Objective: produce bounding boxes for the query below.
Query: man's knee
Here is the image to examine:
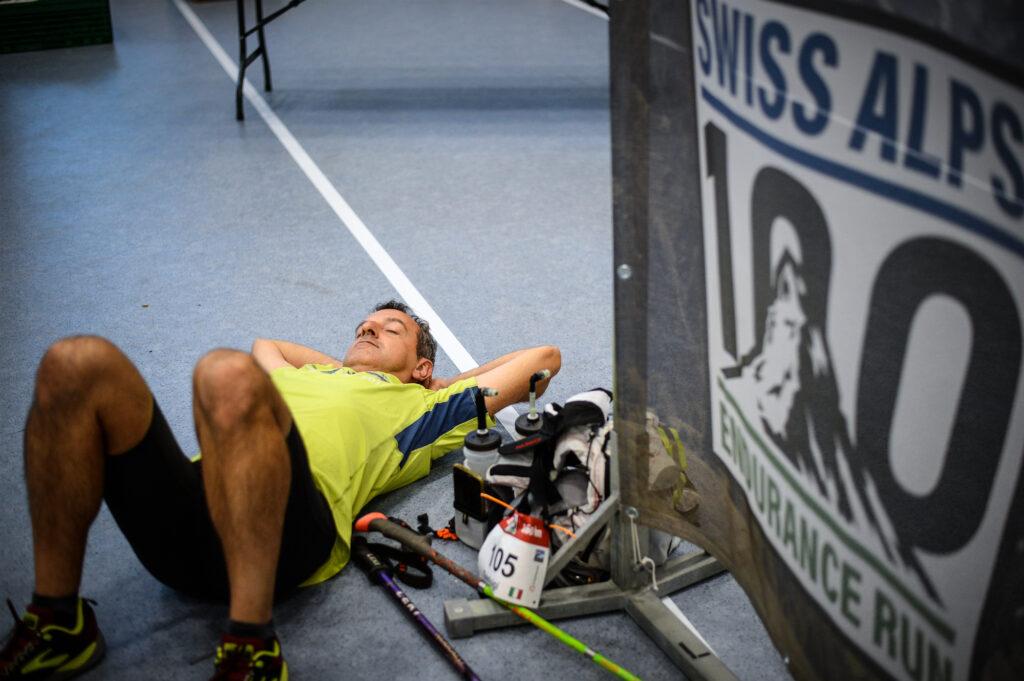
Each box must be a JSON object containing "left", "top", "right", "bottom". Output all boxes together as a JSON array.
[
  {"left": 193, "top": 349, "right": 269, "bottom": 431},
  {"left": 35, "top": 336, "right": 125, "bottom": 408}
]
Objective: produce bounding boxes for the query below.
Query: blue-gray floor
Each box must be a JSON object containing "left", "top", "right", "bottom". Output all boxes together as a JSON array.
[{"left": 0, "top": 1, "right": 792, "bottom": 679}]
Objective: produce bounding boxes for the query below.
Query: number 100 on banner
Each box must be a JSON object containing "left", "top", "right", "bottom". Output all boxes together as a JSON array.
[{"left": 692, "top": 1, "right": 1024, "bottom": 680}]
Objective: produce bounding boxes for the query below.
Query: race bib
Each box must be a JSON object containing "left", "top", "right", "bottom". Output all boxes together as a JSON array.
[{"left": 477, "top": 511, "right": 550, "bottom": 608}]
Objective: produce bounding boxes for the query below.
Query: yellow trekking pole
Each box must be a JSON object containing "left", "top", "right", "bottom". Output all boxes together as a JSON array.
[{"left": 355, "top": 512, "right": 642, "bottom": 681}]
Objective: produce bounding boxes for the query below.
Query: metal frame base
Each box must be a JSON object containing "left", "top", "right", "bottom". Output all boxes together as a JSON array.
[{"left": 444, "top": 512, "right": 738, "bottom": 681}]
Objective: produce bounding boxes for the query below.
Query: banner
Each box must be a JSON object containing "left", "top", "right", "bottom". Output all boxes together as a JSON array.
[{"left": 690, "top": 2, "right": 1024, "bottom": 680}]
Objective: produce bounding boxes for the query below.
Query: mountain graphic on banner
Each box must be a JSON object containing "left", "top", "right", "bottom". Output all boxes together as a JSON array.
[{"left": 728, "top": 249, "right": 940, "bottom": 605}]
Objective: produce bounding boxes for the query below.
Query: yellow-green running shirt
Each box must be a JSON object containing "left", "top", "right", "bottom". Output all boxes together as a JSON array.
[{"left": 269, "top": 364, "right": 481, "bottom": 586}]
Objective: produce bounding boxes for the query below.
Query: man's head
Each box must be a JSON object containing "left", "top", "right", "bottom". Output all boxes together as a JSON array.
[{"left": 342, "top": 300, "right": 438, "bottom": 385}]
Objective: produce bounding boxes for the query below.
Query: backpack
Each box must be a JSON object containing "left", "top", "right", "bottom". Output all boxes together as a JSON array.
[{"left": 484, "top": 389, "right": 688, "bottom": 586}]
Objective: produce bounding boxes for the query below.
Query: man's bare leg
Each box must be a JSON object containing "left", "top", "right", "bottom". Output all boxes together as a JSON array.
[
  {"left": 192, "top": 349, "right": 292, "bottom": 626},
  {"left": 24, "top": 336, "right": 154, "bottom": 598}
]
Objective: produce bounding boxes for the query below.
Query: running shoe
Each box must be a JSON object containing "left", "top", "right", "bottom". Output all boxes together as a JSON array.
[
  {"left": 210, "top": 634, "right": 288, "bottom": 681},
  {"left": 0, "top": 598, "right": 105, "bottom": 679}
]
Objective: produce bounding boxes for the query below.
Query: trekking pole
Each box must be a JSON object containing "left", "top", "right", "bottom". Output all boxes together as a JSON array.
[
  {"left": 355, "top": 513, "right": 642, "bottom": 681},
  {"left": 351, "top": 537, "right": 482, "bottom": 681}
]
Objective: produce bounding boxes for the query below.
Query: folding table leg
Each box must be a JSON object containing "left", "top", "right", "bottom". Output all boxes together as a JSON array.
[
  {"left": 255, "top": 0, "right": 272, "bottom": 92},
  {"left": 235, "top": 0, "right": 247, "bottom": 120}
]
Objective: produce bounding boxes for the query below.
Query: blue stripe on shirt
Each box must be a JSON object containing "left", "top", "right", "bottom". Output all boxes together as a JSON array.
[{"left": 394, "top": 389, "right": 476, "bottom": 467}]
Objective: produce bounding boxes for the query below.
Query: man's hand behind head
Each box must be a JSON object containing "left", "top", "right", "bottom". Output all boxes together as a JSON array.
[{"left": 425, "top": 376, "right": 450, "bottom": 391}]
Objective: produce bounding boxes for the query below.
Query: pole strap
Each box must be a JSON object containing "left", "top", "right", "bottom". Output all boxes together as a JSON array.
[{"left": 352, "top": 535, "right": 433, "bottom": 589}]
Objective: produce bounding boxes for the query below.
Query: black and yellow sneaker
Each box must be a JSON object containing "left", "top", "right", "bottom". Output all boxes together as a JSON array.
[
  {"left": 210, "top": 634, "right": 288, "bottom": 681},
  {"left": 0, "top": 598, "right": 105, "bottom": 679}
]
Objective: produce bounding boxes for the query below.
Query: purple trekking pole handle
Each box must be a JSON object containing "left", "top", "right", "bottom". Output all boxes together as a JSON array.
[
  {"left": 352, "top": 537, "right": 481, "bottom": 681},
  {"left": 376, "top": 571, "right": 481, "bottom": 681}
]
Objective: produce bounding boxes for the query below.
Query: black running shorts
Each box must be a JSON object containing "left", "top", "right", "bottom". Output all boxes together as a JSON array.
[{"left": 103, "top": 402, "right": 337, "bottom": 601}]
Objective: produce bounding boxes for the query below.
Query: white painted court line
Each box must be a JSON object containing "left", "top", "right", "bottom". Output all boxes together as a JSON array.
[
  {"left": 172, "top": 0, "right": 518, "bottom": 433},
  {"left": 558, "top": 0, "right": 609, "bottom": 21},
  {"left": 661, "top": 597, "right": 717, "bottom": 656},
  {"left": 557, "top": 2, "right": 682, "bottom": 57}
]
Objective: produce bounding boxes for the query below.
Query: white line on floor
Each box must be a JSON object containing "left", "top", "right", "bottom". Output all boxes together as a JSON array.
[
  {"left": 557, "top": 0, "right": 683, "bottom": 57},
  {"left": 661, "top": 596, "right": 717, "bottom": 656},
  {"left": 172, "top": 0, "right": 518, "bottom": 433},
  {"left": 557, "top": 0, "right": 609, "bottom": 21}
]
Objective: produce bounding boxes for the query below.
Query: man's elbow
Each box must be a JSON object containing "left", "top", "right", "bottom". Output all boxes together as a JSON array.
[
  {"left": 251, "top": 338, "right": 269, "bottom": 354},
  {"left": 542, "top": 345, "right": 562, "bottom": 376}
]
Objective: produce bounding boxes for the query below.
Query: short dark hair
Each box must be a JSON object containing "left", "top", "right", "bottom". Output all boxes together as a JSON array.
[{"left": 373, "top": 300, "right": 437, "bottom": 363}]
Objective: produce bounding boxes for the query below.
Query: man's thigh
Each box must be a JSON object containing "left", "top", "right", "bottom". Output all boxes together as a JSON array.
[
  {"left": 102, "top": 401, "right": 336, "bottom": 601},
  {"left": 275, "top": 425, "right": 337, "bottom": 595},
  {"left": 103, "top": 401, "right": 227, "bottom": 599}
]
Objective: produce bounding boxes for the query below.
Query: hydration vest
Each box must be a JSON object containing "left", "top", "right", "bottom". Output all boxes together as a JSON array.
[{"left": 484, "top": 388, "right": 686, "bottom": 586}]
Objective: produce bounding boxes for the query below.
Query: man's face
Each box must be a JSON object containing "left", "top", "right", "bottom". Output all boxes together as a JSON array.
[{"left": 342, "top": 308, "right": 432, "bottom": 384}]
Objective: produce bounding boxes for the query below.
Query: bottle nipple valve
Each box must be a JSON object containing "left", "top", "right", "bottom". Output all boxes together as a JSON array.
[
  {"left": 475, "top": 387, "right": 498, "bottom": 435},
  {"left": 515, "top": 369, "right": 551, "bottom": 436},
  {"left": 463, "top": 386, "right": 501, "bottom": 476}
]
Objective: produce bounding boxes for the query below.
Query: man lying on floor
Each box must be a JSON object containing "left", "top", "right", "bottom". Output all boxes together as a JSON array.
[{"left": 0, "top": 300, "right": 560, "bottom": 680}]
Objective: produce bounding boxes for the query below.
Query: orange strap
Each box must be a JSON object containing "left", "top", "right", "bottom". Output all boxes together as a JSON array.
[{"left": 479, "top": 493, "right": 577, "bottom": 539}]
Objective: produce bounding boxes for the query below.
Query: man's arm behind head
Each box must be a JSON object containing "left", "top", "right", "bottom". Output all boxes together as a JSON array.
[
  {"left": 251, "top": 339, "right": 343, "bottom": 373},
  {"left": 446, "top": 345, "right": 561, "bottom": 415}
]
